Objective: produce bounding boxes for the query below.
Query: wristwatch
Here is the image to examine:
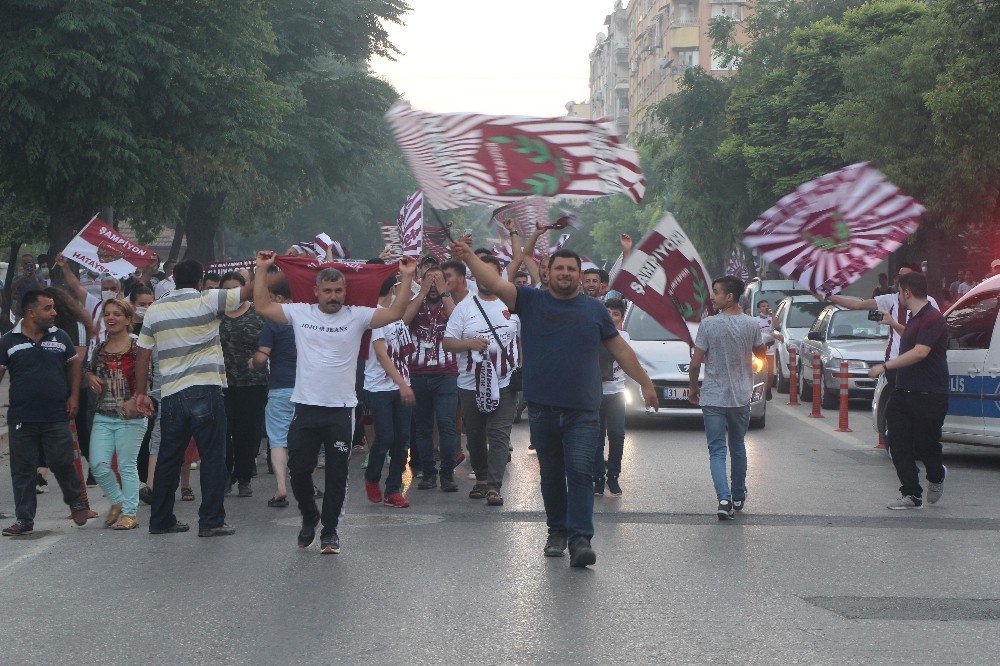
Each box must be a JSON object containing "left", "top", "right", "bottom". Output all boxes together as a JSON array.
[{"left": 509, "top": 230, "right": 519, "bottom": 235}]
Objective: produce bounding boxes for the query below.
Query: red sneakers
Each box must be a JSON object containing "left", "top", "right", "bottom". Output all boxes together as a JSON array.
[
  {"left": 383, "top": 492, "right": 410, "bottom": 508},
  {"left": 365, "top": 480, "right": 383, "bottom": 504}
]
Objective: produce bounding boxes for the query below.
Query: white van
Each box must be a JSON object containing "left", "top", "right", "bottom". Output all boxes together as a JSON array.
[{"left": 872, "top": 274, "right": 1000, "bottom": 447}]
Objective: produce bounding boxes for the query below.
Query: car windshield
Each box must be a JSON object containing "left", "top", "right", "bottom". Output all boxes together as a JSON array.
[
  {"left": 828, "top": 310, "right": 888, "bottom": 339},
  {"left": 625, "top": 307, "right": 681, "bottom": 341},
  {"left": 787, "top": 301, "right": 826, "bottom": 328}
]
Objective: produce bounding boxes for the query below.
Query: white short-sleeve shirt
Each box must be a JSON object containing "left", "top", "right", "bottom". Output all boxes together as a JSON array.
[
  {"left": 280, "top": 303, "right": 376, "bottom": 407},
  {"left": 445, "top": 296, "right": 520, "bottom": 391},
  {"left": 364, "top": 315, "right": 414, "bottom": 393},
  {"left": 874, "top": 293, "right": 939, "bottom": 360}
]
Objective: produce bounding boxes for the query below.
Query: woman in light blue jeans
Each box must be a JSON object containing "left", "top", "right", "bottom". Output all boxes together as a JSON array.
[{"left": 85, "top": 298, "right": 151, "bottom": 529}]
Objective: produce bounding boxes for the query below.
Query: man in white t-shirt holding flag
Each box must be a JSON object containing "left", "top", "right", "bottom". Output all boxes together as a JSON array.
[
  {"left": 253, "top": 251, "right": 416, "bottom": 555},
  {"left": 443, "top": 254, "right": 521, "bottom": 507}
]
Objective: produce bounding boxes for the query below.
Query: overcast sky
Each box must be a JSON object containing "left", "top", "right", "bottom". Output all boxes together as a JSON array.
[{"left": 371, "top": 0, "right": 618, "bottom": 116}]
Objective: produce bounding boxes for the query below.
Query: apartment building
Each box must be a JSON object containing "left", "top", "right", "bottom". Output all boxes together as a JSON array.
[
  {"left": 590, "top": 0, "right": 749, "bottom": 136},
  {"left": 588, "top": 1, "right": 631, "bottom": 138}
]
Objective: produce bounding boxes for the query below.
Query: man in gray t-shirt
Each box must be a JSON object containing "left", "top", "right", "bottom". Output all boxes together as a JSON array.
[{"left": 689, "top": 276, "right": 766, "bottom": 520}]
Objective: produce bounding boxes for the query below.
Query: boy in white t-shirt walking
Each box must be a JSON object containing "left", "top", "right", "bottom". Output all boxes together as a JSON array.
[
  {"left": 363, "top": 277, "right": 417, "bottom": 509},
  {"left": 594, "top": 298, "right": 631, "bottom": 497}
]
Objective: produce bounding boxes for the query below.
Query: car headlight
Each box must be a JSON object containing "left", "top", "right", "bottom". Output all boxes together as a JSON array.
[
  {"left": 752, "top": 356, "right": 765, "bottom": 373},
  {"left": 845, "top": 360, "right": 868, "bottom": 371},
  {"left": 624, "top": 388, "right": 633, "bottom": 405}
]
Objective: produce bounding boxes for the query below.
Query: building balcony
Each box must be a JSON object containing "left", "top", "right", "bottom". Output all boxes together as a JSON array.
[{"left": 669, "top": 25, "right": 700, "bottom": 49}]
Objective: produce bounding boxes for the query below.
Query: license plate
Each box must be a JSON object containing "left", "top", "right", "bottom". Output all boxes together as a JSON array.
[{"left": 664, "top": 387, "right": 689, "bottom": 401}]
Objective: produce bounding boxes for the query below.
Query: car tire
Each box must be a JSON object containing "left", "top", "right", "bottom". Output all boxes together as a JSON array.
[
  {"left": 749, "top": 414, "right": 766, "bottom": 429},
  {"left": 776, "top": 358, "right": 790, "bottom": 394},
  {"left": 821, "top": 379, "right": 839, "bottom": 410}
]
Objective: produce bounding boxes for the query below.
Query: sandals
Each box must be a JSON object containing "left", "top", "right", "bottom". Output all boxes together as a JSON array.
[
  {"left": 486, "top": 490, "right": 504, "bottom": 506},
  {"left": 468, "top": 484, "right": 488, "bottom": 500},
  {"left": 104, "top": 503, "right": 123, "bottom": 527},
  {"left": 268, "top": 496, "right": 289, "bottom": 508},
  {"left": 180, "top": 487, "right": 195, "bottom": 501},
  {"left": 113, "top": 515, "right": 139, "bottom": 530}
]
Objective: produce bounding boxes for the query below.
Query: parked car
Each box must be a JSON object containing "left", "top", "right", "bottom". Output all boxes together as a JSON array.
[
  {"left": 740, "top": 278, "right": 809, "bottom": 316},
  {"left": 622, "top": 304, "right": 767, "bottom": 428},
  {"left": 799, "top": 306, "right": 888, "bottom": 409},
  {"left": 771, "top": 295, "right": 826, "bottom": 394},
  {"left": 873, "top": 275, "right": 1000, "bottom": 447}
]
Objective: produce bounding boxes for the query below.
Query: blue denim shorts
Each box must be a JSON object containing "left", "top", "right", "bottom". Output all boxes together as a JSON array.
[{"left": 265, "top": 388, "right": 294, "bottom": 448}]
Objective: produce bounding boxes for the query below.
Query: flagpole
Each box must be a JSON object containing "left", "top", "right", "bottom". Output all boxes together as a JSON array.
[{"left": 429, "top": 207, "right": 456, "bottom": 243}]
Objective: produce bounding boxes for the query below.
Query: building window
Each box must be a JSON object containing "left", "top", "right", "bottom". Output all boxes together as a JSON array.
[
  {"left": 711, "top": 3, "right": 744, "bottom": 20},
  {"left": 711, "top": 52, "right": 737, "bottom": 71}
]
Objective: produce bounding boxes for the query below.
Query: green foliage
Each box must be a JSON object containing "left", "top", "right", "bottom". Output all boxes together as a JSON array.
[{"left": 635, "top": 0, "right": 997, "bottom": 276}]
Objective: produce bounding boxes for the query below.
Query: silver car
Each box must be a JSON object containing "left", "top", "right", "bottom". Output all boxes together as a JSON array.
[
  {"left": 772, "top": 295, "right": 826, "bottom": 394},
  {"left": 622, "top": 305, "right": 767, "bottom": 428},
  {"left": 799, "top": 306, "right": 889, "bottom": 409}
]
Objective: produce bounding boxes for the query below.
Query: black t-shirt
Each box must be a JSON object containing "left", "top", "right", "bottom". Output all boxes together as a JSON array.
[
  {"left": 896, "top": 303, "right": 949, "bottom": 394},
  {"left": 0, "top": 325, "right": 78, "bottom": 422}
]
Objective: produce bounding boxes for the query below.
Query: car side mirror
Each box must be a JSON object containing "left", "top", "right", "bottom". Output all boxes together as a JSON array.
[{"left": 807, "top": 331, "right": 825, "bottom": 342}]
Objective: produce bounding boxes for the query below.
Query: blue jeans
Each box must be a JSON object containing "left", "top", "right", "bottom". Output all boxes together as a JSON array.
[
  {"left": 90, "top": 413, "right": 147, "bottom": 516},
  {"left": 594, "top": 392, "right": 626, "bottom": 479},
  {"left": 702, "top": 405, "right": 750, "bottom": 502},
  {"left": 411, "top": 375, "right": 458, "bottom": 478},
  {"left": 528, "top": 404, "right": 600, "bottom": 547},
  {"left": 364, "top": 389, "right": 413, "bottom": 494},
  {"left": 152, "top": 385, "right": 228, "bottom": 530}
]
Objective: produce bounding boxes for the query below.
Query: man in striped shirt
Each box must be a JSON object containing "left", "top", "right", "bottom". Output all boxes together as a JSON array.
[{"left": 135, "top": 260, "right": 254, "bottom": 537}]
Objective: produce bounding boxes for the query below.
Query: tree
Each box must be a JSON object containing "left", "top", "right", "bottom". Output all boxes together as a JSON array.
[
  {"left": 180, "top": 0, "right": 408, "bottom": 261},
  {"left": 0, "top": 1, "right": 285, "bottom": 255}
]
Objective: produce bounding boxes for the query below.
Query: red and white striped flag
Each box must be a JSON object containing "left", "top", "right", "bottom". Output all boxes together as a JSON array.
[
  {"left": 491, "top": 198, "right": 551, "bottom": 260},
  {"left": 423, "top": 226, "right": 451, "bottom": 262},
  {"left": 380, "top": 223, "right": 402, "bottom": 258},
  {"left": 386, "top": 102, "right": 645, "bottom": 209},
  {"left": 312, "top": 233, "right": 349, "bottom": 259},
  {"left": 397, "top": 190, "right": 424, "bottom": 257},
  {"left": 492, "top": 243, "right": 514, "bottom": 265}
]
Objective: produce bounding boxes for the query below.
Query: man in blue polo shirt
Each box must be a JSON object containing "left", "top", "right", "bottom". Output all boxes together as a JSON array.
[
  {"left": 869, "top": 272, "right": 950, "bottom": 509},
  {"left": 451, "top": 241, "right": 658, "bottom": 568},
  {"left": 0, "top": 290, "right": 91, "bottom": 536}
]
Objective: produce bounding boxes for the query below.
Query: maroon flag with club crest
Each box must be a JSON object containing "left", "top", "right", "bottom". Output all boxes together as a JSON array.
[
  {"left": 742, "top": 163, "right": 924, "bottom": 298},
  {"left": 61, "top": 215, "right": 158, "bottom": 278},
  {"left": 610, "top": 214, "right": 712, "bottom": 347},
  {"left": 386, "top": 102, "right": 645, "bottom": 209}
]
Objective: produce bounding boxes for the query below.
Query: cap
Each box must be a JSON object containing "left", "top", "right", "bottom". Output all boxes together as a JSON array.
[{"left": 991, "top": 259, "right": 1000, "bottom": 270}]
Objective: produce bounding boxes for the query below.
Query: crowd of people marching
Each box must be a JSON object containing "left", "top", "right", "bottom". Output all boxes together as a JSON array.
[{"left": 0, "top": 218, "right": 953, "bottom": 566}]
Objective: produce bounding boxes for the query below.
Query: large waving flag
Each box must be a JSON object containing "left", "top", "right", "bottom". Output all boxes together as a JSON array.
[
  {"left": 610, "top": 214, "right": 712, "bottom": 347},
  {"left": 386, "top": 102, "right": 645, "bottom": 209},
  {"left": 742, "top": 163, "right": 923, "bottom": 298},
  {"left": 491, "top": 198, "right": 552, "bottom": 259}
]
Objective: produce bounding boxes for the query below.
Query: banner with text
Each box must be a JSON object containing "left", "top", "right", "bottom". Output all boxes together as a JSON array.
[{"left": 62, "top": 215, "right": 158, "bottom": 279}]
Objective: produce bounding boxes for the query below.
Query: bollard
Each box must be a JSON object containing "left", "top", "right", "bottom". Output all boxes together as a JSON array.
[
  {"left": 787, "top": 348, "right": 800, "bottom": 406},
  {"left": 808, "top": 352, "right": 824, "bottom": 418},
  {"left": 875, "top": 433, "right": 887, "bottom": 450},
  {"left": 67, "top": 421, "right": 97, "bottom": 521},
  {"left": 836, "top": 360, "right": 852, "bottom": 432}
]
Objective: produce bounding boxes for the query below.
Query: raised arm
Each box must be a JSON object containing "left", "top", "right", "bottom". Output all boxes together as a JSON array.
[
  {"left": 403, "top": 277, "right": 430, "bottom": 325},
  {"left": 55, "top": 253, "right": 88, "bottom": 304},
  {"left": 371, "top": 258, "right": 416, "bottom": 329},
  {"left": 252, "top": 252, "right": 288, "bottom": 324},
  {"left": 828, "top": 294, "right": 877, "bottom": 311},
  {"left": 450, "top": 240, "right": 517, "bottom": 310},
  {"left": 604, "top": 334, "right": 658, "bottom": 411},
  {"left": 500, "top": 218, "right": 524, "bottom": 282}
]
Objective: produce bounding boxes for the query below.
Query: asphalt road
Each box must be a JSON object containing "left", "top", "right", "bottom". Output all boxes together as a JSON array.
[{"left": 1, "top": 399, "right": 998, "bottom": 665}]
